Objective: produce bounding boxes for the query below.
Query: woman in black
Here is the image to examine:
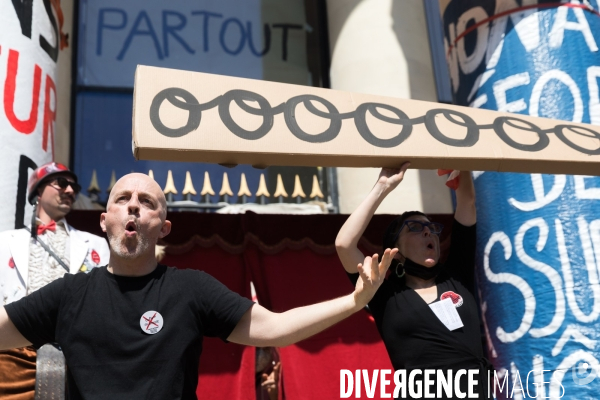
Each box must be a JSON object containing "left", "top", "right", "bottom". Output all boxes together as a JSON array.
[{"left": 336, "top": 163, "right": 491, "bottom": 399}]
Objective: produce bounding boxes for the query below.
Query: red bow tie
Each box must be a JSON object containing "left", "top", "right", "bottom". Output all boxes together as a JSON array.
[{"left": 37, "top": 220, "right": 56, "bottom": 235}]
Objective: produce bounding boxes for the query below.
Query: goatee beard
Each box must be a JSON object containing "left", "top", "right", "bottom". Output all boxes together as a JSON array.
[{"left": 108, "top": 233, "right": 150, "bottom": 259}]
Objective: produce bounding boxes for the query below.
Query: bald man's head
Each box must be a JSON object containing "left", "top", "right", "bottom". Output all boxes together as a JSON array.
[
  {"left": 101, "top": 173, "right": 171, "bottom": 261},
  {"left": 107, "top": 173, "right": 167, "bottom": 220}
]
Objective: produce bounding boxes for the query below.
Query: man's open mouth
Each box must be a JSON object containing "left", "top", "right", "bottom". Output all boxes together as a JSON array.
[{"left": 126, "top": 221, "right": 137, "bottom": 233}]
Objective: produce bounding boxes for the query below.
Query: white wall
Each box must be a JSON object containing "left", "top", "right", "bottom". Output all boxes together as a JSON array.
[{"left": 326, "top": 0, "right": 452, "bottom": 214}]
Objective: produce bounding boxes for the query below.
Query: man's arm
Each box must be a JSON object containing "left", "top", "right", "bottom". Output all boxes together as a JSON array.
[
  {"left": 0, "top": 307, "right": 31, "bottom": 350},
  {"left": 227, "top": 248, "right": 397, "bottom": 347}
]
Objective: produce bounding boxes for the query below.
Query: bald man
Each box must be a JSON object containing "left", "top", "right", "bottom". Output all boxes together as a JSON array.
[{"left": 0, "top": 173, "right": 397, "bottom": 399}]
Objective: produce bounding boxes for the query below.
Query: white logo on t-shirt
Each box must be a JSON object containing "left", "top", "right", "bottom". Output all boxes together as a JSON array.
[{"left": 140, "top": 311, "right": 164, "bottom": 335}]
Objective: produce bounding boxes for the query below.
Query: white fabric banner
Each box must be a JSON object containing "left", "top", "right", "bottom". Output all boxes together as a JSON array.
[{"left": 0, "top": 0, "right": 64, "bottom": 231}]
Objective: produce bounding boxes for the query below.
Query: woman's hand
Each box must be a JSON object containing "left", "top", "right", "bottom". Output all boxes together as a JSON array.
[
  {"left": 354, "top": 248, "right": 398, "bottom": 307},
  {"left": 377, "top": 162, "right": 410, "bottom": 192}
]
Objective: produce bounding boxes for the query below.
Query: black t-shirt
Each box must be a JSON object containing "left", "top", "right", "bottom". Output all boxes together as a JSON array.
[
  {"left": 5, "top": 265, "right": 254, "bottom": 400},
  {"left": 349, "top": 220, "right": 490, "bottom": 399}
]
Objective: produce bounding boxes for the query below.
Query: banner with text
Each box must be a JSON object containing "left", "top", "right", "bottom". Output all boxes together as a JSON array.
[
  {"left": 441, "top": 1, "right": 600, "bottom": 398},
  {"left": 78, "top": 0, "right": 310, "bottom": 88},
  {"left": 0, "top": 0, "right": 66, "bottom": 231}
]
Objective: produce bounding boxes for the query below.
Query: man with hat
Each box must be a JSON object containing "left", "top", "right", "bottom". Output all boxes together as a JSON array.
[{"left": 0, "top": 162, "right": 110, "bottom": 399}]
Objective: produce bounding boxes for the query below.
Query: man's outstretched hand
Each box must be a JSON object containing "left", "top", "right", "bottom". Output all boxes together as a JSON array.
[
  {"left": 227, "top": 248, "right": 398, "bottom": 348},
  {"left": 354, "top": 248, "right": 398, "bottom": 307}
]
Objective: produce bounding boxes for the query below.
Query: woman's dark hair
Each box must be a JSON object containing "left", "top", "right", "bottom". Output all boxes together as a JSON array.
[{"left": 382, "top": 211, "right": 428, "bottom": 274}]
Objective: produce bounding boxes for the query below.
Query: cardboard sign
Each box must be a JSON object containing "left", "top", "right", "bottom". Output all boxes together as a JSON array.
[{"left": 132, "top": 65, "right": 600, "bottom": 175}]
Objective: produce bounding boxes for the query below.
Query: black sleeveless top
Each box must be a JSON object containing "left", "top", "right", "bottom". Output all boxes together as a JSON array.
[{"left": 348, "top": 220, "right": 492, "bottom": 399}]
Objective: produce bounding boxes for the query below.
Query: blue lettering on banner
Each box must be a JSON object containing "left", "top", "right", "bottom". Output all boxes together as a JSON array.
[
  {"left": 80, "top": 0, "right": 309, "bottom": 87},
  {"left": 247, "top": 21, "right": 270, "bottom": 56},
  {"left": 190, "top": 10, "right": 223, "bottom": 52},
  {"left": 162, "top": 10, "right": 195, "bottom": 57},
  {"left": 96, "top": 8, "right": 127, "bottom": 56},
  {"left": 101, "top": 9, "right": 297, "bottom": 60},
  {"left": 117, "top": 10, "right": 163, "bottom": 60},
  {"left": 219, "top": 18, "right": 246, "bottom": 55},
  {"left": 442, "top": 1, "right": 600, "bottom": 398}
]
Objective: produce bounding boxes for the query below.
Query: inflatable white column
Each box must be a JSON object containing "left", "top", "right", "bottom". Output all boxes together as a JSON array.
[
  {"left": 326, "top": 0, "right": 453, "bottom": 214},
  {"left": 0, "top": 0, "right": 69, "bottom": 230}
]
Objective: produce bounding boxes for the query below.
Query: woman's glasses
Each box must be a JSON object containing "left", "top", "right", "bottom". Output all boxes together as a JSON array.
[
  {"left": 49, "top": 177, "right": 81, "bottom": 194},
  {"left": 399, "top": 220, "right": 444, "bottom": 235}
]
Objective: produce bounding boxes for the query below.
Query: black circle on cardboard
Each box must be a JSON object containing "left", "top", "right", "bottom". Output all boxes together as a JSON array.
[
  {"left": 284, "top": 95, "right": 342, "bottom": 143},
  {"left": 149, "top": 88, "right": 201, "bottom": 138},
  {"left": 492, "top": 117, "right": 550, "bottom": 152},
  {"left": 354, "top": 103, "right": 412, "bottom": 148},
  {"left": 218, "top": 90, "right": 274, "bottom": 140},
  {"left": 424, "top": 109, "right": 479, "bottom": 147},
  {"left": 554, "top": 124, "right": 600, "bottom": 155}
]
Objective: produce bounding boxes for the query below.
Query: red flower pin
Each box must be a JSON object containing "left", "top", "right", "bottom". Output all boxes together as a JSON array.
[{"left": 440, "top": 291, "right": 463, "bottom": 307}]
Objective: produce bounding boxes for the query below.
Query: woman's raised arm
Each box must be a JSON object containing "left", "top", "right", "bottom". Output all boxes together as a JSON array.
[
  {"left": 335, "top": 163, "right": 410, "bottom": 273},
  {"left": 454, "top": 171, "right": 476, "bottom": 227}
]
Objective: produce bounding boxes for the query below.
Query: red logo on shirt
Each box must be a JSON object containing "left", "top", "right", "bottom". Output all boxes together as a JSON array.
[
  {"left": 441, "top": 291, "right": 463, "bottom": 308},
  {"left": 91, "top": 250, "right": 100, "bottom": 264},
  {"left": 8, "top": 257, "right": 15, "bottom": 268}
]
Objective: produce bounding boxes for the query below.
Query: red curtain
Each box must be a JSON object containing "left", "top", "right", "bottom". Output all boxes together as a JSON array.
[
  {"left": 162, "top": 240, "right": 395, "bottom": 400},
  {"left": 161, "top": 246, "right": 256, "bottom": 400},
  {"left": 68, "top": 211, "right": 454, "bottom": 400},
  {"left": 245, "top": 244, "right": 393, "bottom": 400}
]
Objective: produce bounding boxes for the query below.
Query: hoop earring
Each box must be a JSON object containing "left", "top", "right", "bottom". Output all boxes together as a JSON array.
[{"left": 395, "top": 261, "right": 405, "bottom": 278}]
